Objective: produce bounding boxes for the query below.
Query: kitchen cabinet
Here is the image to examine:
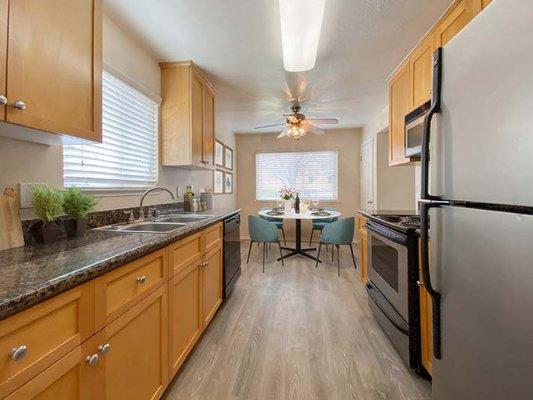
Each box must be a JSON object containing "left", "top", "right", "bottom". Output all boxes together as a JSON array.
[
  {"left": 0, "top": 283, "right": 95, "bottom": 398},
  {"left": 3, "top": 0, "right": 102, "bottom": 142},
  {"left": 418, "top": 239, "right": 433, "bottom": 376},
  {"left": 4, "top": 335, "right": 104, "bottom": 400},
  {"left": 160, "top": 61, "right": 216, "bottom": 169},
  {"left": 434, "top": 0, "right": 475, "bottom": 47},
  {"left": 388, "top": 63, "right": 411, "bottom": 166},
  {"left": 0, "top": 0, "right": 7, "bottom": 121},
  {"left": 358, "top": 215, "right": 368, "bottom": 284},
  {"left": 102, "top": 286, "right": 168, "bottom": 400},
  {"left": 168, "top": 262, "right": 202, "bottom": 376},
  {"left": 410, "top": 36, "right": 435, "bottom": 109},
  {"left": 201, "top": 246, "right": 223, "bottom": 328}
]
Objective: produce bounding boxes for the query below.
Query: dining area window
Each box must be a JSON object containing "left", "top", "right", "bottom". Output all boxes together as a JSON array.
[{"left": 255, "top": 150, "right": 338, "bottom": 201}]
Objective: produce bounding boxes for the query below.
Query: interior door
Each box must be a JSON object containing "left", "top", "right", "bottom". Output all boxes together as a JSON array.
[
  {"left": 191, "top": 73, "right": 204, "bottom": 167},
  {"left": 360, "top": 139, "right": 374, "bottom": 211},
  {"left": 6, "top": 0, "right": 99, "bottom": 140},
  {"left": 202, "top": 87, "right": 214, "bottom": 167}
]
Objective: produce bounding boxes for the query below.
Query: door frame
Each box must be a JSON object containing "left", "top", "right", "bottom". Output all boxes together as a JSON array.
[{"left": 360, "top": 138, "right": 374, "bottom": 211}]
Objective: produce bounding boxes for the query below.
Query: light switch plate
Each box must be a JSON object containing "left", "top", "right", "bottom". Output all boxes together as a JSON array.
[{"left": 19, "top": 183, "right": 45, "bottom": 209}]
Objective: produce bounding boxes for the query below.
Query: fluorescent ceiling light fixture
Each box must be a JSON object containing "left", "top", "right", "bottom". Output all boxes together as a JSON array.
[{"left": 279, "top": 0, "right": 326, "bottom": 72}]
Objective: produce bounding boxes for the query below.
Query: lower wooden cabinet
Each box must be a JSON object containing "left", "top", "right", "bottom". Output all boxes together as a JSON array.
[
  {"left": 102, "top": 286, "right": 168, "bottom": 400},
  {"left": 201, "top": 246, "right": 223, "bottom": 328},
  {"left": 168, "top": 262, "right": 202, "bottom": 377},
  {"left": 418, "top": 239, "right": 433, "bottom": 376},
  {"left": 357, "top": 216, "right": 368, "bottom": 284}
]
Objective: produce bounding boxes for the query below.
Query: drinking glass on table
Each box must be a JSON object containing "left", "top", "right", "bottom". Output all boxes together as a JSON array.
[
  {"left": 276, "top": 200, "right": 283, "bottom": 210},
  {"left": 311, "top": 200, "right": 319, "bottom": 209}
]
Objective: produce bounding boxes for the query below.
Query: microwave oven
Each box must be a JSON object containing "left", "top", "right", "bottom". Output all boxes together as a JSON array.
[{"left": 404, "top": 100, "right": 431, "bottom": 158}]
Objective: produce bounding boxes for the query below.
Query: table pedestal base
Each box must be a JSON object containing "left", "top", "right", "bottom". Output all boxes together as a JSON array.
[{"left": 276, "top": 219, "right": 322, "bottom": 263}]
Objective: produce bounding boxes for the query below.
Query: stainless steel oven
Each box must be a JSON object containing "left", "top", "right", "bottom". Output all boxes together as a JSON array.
[
  {"left": 365, "top": 220, "right": 421, "bottom": 371},
  {"left": 404, "top": 100, "right": 431, "bottom": 158}
]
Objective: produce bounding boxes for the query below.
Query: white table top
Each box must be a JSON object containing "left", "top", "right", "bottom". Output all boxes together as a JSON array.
[{"left": 258, "top": 209, "right": 341, "bottom": 220}]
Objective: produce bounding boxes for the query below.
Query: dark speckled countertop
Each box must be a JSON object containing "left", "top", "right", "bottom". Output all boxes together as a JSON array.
[{"left": 0, "top": 208, "right": 240, "bottom": 321}]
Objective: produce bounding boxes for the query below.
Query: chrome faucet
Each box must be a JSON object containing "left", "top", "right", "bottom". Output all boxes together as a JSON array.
[{"left": 138, "top": 187, "right": 175, "bottom": 220}]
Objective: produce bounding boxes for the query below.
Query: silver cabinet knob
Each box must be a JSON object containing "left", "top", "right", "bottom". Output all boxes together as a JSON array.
[
  {"left": 10, "top": 345, "right": 28, "bottom": 361},
  {"left": 416, "top": 280, "right": 424, "bottom": 287},
  {"left": 428, "top": 90, "right": 432, "bottom": 96},
  {"left": 0, "top": 95, "right": 7, "bottom": 106},
  {"left": 136, "top": 275, "right": 147, "bottom": 284},
  {"left": 12, "top": 100, "right": 26, "bottom": 110},
  {"left": 98, "top": 343, "right": 111, "bottom": 355},
  {"left": 85, "top": 354, "right": 99, "bottom": 367},
  {"left": 202, "top": 261, "right": 209, "bottom": 267}
]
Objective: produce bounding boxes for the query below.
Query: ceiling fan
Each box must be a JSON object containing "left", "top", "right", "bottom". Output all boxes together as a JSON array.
[{"left": 254, "top": 103, "right": 339, "bottom": 139}]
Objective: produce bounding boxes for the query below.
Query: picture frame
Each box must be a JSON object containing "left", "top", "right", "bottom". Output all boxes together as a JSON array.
[
  {"left": 215, "top": 140, "right": 224, "bottom": 167},
  {"left": 213, "top": 170, "right": 224, "bottom": 194},
  {"left": 224, "top": 145, "right": 233, "bottom": 171},
  {"left": 224, "top": 172, "right": 233, "bottom": 194}
]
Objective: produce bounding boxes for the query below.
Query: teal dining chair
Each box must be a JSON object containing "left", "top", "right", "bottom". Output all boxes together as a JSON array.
[
  {"left": 260, "top": 207, "right": 286, "bottom": 244},
  {"left": 315, "top": 217, "right": 357, "bottom": 276},
  {"left": 308, "top": 207, "right": 338, "bottom": 245},
  {"left": 247, "top": 216, "right": 284, "bottom": 272}
]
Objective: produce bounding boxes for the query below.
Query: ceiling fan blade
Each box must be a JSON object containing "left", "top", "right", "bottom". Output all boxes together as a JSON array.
[
  {"left": 254, "top": 122, "right": 287, "bottom": 129},
  {"left": 277, "top": 128, "right": 290, "bottom": 138},
  {"left": 305, "top": 118, "right": 339, "bottom": 125},
  {"left": 307, "top": 124, "right": 325, "bottom": 135}
]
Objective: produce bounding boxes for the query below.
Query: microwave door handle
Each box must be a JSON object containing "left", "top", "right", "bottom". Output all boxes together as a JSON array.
[{"left": 421, "top": 47, "right": 442, "bottom": 201}]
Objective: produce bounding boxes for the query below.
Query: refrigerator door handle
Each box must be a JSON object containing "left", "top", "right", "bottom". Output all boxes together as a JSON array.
[{"left": 421, "top": 47, "right": 442, "bottom": 201}]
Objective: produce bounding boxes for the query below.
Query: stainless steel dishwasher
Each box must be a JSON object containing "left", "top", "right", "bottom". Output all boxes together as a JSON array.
[{"left": 223, "top": 213, "right": 241, "bottom": 298}]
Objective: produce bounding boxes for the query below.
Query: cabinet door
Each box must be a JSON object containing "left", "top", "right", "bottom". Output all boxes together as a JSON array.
[
  {"left": 410, "top": 35, "right": 435, "bottom": 109},
  {"left": 419, "top": 271, "right": 433, "bottom": 375},
  {"left": 201, "top": 246, "right": 223, "bottom": 328},
  {"left": 191, "top": 73, "right": 204, "bottom": 167},
  {"left": 169, "top": 262, "right": 202, "bottom": 377},
  {"left": 358, "top": 227, "right": 368, "bottom": 284},
  {"left": 202, "top": 87, "right": 215, "bottom": 167},
  {"left": 6, "top": 0, "right": 101, "bottom": 141},
  {"left": 481, "top": 0, "right": 492, "bottom": 10},
  {"left": 388, "top": 63, "right": 411, "bottom": 166},
  {"left": 0, "top": 0, "right": 7, "bottom": 120},
  {"left": 102, "top": 286, "right": 168, "bottom": 400},
  {"left": 4, "top": 335, "right": 104, "bottom": 400},
  {"left": 435, "top": 0, "right": 475, "bottom": 47}
]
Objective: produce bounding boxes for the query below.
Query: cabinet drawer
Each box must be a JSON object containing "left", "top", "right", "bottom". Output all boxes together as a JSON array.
[
  {"left": 169, "top": 232, "right": 202, "bottom": 276},
  {"left": 204, "top": 222, "right": 223, "bottom": 253},
  {"left": 95, "top": 248, "right": 168, "bottom": 329},
  {"left": 0, "top": 282, "right": 94, "bottom": 398}
]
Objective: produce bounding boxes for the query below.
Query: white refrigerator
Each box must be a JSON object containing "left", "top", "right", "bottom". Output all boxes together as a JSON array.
[{"left": 419, "top": 1, "right": 533, "bottom": 399}]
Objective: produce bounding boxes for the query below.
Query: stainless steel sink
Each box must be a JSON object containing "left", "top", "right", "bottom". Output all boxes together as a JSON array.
[
  {"left": 157, "top": 215, "right": 212, "bottom": 223},
  {"left": 99, "top": 221, "right": 186, "bottom": 234}
]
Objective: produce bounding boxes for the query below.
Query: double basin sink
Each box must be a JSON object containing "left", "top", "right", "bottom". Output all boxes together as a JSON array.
[{"left": 99, "top": 214, "right": 214, "bottom": 234}]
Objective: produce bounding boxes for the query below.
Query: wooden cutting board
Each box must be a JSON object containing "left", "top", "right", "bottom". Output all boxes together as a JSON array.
[{"left": 0, "top": 187, "right": 25, "bottom": 250}]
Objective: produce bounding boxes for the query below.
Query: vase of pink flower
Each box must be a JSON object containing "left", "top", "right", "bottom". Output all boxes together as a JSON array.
[{"left": 279, "top": 185, "right": 297, "bottom": 212}]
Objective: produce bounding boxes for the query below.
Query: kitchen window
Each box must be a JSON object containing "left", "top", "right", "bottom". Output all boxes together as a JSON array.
[
  {"left": 256, "top": 151, "right": 338, "bottom": 201},
  {"left": 63, "top": 71, "right": 159, "bottom": 189}
]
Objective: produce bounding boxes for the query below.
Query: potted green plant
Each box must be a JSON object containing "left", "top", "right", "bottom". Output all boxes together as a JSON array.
[
  {"left": 29, "top": 184, "right": 65, "bottom": 243},
  {"left": 62, "top": 187, "right": 96, "bottom": 237}
]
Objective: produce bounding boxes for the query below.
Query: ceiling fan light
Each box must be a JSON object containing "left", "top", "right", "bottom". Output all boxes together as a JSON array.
[{"left": 279, "top": 0, "right": 326, "bottom": 72}]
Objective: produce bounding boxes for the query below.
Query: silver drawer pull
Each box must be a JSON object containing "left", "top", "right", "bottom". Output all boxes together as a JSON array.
[
  {"left": 98, "top": 343, "right": 111, "bottom": 356},
  {"left": 0, "top": 95, "right": 7, "bottom": 106},
  {"left": 10, "top": 345, "right": 28, "bottom": 361},
  {"left": 85, "top": 354, "right": 99, "bottom": 367},
  {"left": 136, "top": 275, "right": 147, "bottom": 284},
  {"left": 416, "top": 280, "right": 424, "bottom": 287},
  {"left": 12, "top": 100, "right": 26, "bottom": 110}
]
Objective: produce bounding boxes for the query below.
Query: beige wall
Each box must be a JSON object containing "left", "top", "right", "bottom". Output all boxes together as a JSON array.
[
  {"left": 236, "top": 128, "right": 361, "bottom": 242},
  {"left": 0, "top": 13, "right": 235, "bottom": 219}
]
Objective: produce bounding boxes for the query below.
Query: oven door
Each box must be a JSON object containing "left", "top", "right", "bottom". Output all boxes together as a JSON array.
[{"left": 366, "top": 223, "right": 409, "bottom": 321}]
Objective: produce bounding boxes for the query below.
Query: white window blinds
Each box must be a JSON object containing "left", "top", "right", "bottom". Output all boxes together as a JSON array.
[
  {"left": 256, "top": 151, "right": 338, "bottom": 201},
  {"left": 63, "top": 71, "right": 158, "bottom": 189}
]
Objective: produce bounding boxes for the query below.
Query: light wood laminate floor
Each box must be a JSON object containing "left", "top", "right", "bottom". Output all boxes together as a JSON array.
[{"left": 163, "top": 241, "right": 431, "bottom": 400}]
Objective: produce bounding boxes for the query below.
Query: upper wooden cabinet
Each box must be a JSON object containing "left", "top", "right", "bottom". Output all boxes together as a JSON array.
[
  {"left": 160, "top": 61, "right": 216, "bottom": 169},
  {"left": 0, "top": 0, "right": 102, "bottom": 143},
  {"left": 387, "top": 0, "right": 489, "bottom": 166},
  {"left": 388, "top": 63, "right": 411, "bottom": 166}
]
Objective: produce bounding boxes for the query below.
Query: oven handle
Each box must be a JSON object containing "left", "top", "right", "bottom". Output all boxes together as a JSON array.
[{"left": 366, "top": 283, "right": 409, "bottom": 336}]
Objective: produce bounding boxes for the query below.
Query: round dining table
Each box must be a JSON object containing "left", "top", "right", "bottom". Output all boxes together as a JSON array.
[{"left": 258, "top": 208, "right": 342, "bottom": 262}]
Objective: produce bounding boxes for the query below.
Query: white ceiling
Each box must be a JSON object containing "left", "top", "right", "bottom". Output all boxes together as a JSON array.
[{"left": 104, "top": 0, "right": 452, "bottom": 133}]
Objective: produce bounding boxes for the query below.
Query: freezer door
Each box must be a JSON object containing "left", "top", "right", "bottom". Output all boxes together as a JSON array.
[
  {"left": 431, "top": 206, "right": 533, "bottom": 400},
  {"left": 430, "top": 1, "right": 533, "bottom": 206}
]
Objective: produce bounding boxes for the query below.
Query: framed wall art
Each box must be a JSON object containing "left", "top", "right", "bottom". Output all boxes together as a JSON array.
[
  {"left": 224, "top": 172, "right": 233, "bottom": 194},
  {"left": 215, "top": 140, "right": 224, "bottom": 167},
  {"left": 224, "top": 145, "right": 233, "bottom": 171},
  {"left": 214, "top": 170, "right": 224, "bottom": 194}
]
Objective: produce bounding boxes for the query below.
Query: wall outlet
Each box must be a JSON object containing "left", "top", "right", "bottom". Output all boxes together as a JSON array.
[{"left": 19, "top": 183, "right": 46, "bottom": 209}]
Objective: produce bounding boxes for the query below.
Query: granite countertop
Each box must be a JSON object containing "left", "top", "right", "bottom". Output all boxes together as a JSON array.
[{"left": 0, "top": 208, "right": 240, "bottom": 321}]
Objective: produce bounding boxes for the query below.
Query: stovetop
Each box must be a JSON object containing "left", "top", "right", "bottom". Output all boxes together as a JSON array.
[{"left": 357, "top": 210, "right": 421, "bottom": 235}]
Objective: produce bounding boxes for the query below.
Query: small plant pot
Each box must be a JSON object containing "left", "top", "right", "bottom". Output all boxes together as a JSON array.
[
  {"left": 29, "top": 219, "right": 66, "bottom": 244},
  {"left": 64, "top": 218, "right": 88, "bottom": 238}
]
